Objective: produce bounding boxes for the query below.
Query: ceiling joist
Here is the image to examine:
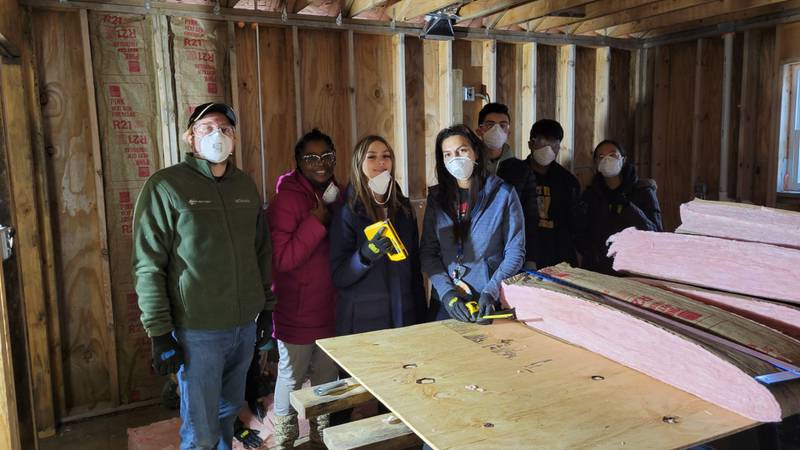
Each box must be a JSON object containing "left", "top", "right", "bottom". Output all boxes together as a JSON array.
[{"left": 606, "top": 0, "right": 789, "bottom": 37}]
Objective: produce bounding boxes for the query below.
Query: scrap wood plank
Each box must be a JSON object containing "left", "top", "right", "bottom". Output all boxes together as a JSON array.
[
  {"left": 317, "top": 321, "right": 756, "bottom": 450},
  {"left": 290, "top": 377, "right": 374, "bottom": 419},
  {"left": 324, "top": 413, "right": 421, "bottom": 450}
]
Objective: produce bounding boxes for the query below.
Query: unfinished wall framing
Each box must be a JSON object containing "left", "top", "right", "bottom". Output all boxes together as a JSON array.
[{"left": 14, "top": 1, "right": 800, "bottom": 431}]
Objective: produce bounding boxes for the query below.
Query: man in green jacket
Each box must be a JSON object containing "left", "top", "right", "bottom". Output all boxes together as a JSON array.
[{"left": 132, "top": 102, "right": 275, "bottom": 450}]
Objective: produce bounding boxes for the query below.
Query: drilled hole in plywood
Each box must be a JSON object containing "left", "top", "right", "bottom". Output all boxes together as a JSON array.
[
  {"left": 403, "top": 363, "right": 418, "bottom": 369},
  {"left": 483, "top": 422, "right": 494, "bottom": 428},
  {"left": 416, "top": 378, "right": 435, "bottom": 384},
  {"left": 662, "top": 416, "right": 680, "bottom": 424},
  {"left": 591, "top": 375, "right": 605, "bottom": 381}
]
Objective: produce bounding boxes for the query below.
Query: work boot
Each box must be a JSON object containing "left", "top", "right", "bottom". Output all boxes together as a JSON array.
[
  {"left": 309, "top": 413, "right": 330, "bottom": 449},
  {"left": 273, "top": 413, "right": 299, "bottom": 450}
]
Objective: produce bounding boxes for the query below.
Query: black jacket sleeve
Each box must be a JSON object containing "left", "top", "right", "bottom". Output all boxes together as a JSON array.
[{"left": 623, "top": 180, "right": 663, "bottom": 232}]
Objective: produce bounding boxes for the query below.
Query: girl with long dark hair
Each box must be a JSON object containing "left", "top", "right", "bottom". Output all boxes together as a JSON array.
[{"left": 420, "top": 125, "right": 525, "bottom": 323}]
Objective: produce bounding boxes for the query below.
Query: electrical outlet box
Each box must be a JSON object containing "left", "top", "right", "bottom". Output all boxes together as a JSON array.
[
  {"left": 0, "top": 225, "right": 14, "bottom": 261},
  {"left": 463, "top": 86, "right": 475, "bottom": 101}
]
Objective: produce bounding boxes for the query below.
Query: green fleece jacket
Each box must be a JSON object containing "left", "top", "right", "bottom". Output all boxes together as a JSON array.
[{"left": 132, "top": 153, "right": 275, "bottom": 337}]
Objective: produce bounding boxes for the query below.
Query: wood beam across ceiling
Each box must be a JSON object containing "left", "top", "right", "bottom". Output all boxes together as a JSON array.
[
  {"left": 645, "top": 0, "right": 800, "bottom": 38},
  {"left": 387, "top": 0, "right": 466, "bottom": 22},
  {"left": 572, "top": 0, "right": 716, "bottom": 34},
  {"left": 606, "top": 0, "right": 789, "bottom": 37},
  {"left": 456, "top": 0, "right": 536, "bottom": 22},
  {"left": 530, "top": 0, "right": 662, "bottom": 32},
  {"left": 491, "top": 0, "right": 596, "bottom": 28}
]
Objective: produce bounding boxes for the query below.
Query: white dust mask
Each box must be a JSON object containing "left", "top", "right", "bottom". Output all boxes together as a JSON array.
[
  {"left": 598, "top": 155, "right": 624, "bottom": 178},
  {"left": 198, "top": 131, "right": 233, "bottom": 163},
  {"left": 532, "top": 145, "right": 556, "bottom": 166},
  {"left": 368, "top": 170, "right": 392, "bottom": 196},
  {"left": 482, "top": 124, "right": 508, "bottom": 150},
  {"left": 445, "top": 156, "right": 475, "bottom": 181},
  {"left": 321, "top": 182, "right": 339, "bottom": 204}
]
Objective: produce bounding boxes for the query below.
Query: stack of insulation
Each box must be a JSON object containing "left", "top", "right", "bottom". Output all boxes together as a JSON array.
[{"left": 501, "top": 199, "right": 800, "bottom": 422}]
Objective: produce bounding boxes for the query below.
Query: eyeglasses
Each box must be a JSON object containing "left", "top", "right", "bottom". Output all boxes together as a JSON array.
[
  {"left": 193, "top": 124, "right": 235, "bottom": 137},
  {"left": 480, "top": 121, "right": 510, "bottom": 131},
  {"left": 301, "top": 152, "right": 336, "bottom": 166}
]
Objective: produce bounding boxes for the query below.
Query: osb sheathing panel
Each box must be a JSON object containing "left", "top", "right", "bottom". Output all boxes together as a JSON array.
[{"left": 89, "top": 11, "right": 162, "bottom": 404}]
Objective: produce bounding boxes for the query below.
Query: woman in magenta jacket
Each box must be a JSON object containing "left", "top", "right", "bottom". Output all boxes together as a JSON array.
[{"left": 267, "top": 129, "right": 342, "bottom": 448}]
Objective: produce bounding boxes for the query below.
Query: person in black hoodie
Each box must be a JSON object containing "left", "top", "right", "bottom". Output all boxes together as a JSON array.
[
  {"left": 497, "top": 119, "right": 580, "bottom": 270},
  {"left": 575, "top": 139, "right": 663, "bottom": 274}
]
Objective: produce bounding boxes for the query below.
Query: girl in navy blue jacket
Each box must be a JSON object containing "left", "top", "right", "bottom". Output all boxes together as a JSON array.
[
  {"left": 329, "top": 135, "right": 427, "bottom": 336},
  {"left": 420, "top": 125, "right": 526, "bottom": 324}
]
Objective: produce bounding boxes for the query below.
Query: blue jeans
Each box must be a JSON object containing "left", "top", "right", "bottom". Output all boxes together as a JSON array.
[{"left": 176, "top": 322, "right": 256, "bottom": 450}]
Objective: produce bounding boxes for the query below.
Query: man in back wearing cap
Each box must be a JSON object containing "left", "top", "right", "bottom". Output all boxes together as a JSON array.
[{"left": 132, "top": 102, "right": 276, "bottom": 449}]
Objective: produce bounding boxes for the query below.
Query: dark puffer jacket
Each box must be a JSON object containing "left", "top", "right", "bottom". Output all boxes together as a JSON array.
[{"left": 574, "top": 163, "right": 663, "bottom": 274}]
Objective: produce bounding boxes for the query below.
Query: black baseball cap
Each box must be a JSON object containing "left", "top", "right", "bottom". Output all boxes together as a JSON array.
[{"left": 187, "top": 102, "right": 237, "bottom": 128}]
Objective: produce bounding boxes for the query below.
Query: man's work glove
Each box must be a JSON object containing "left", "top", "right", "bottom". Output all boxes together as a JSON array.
[
  {"left": 233, "top": 417, "right": 264, "bottom": 449},
  {"left": 359, "top": 226, "right": 393, "bottom": 263},
  {"left": 151, "top": 332, "right": 184, "bottom": 376},
  {"left": 256, "top": 310, "right": 274, "bottom": 351},
  {"left": 475, "top": 292, "right": 496, "bottom": 325},
  {"left": 443, "top": 290, "right": 473, "bottom": 323}
]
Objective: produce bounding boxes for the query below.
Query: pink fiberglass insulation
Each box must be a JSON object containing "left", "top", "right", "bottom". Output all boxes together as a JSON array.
[
  {"left": 607, "top": 228, "right": 800, "bottom": 304},
  {"left": 501, "top": 275, "right": 789, "bottom": 422},
  {"left": 637, "top": 279, "right": 800, "bottom": 342},
  {"left": 677, "top": 199, "right": 800, "bottom": 249}
]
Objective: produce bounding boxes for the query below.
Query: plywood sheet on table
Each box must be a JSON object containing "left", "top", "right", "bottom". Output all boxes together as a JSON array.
[{"left": 318, "top": 321, "right": 755, "bottom": 450}]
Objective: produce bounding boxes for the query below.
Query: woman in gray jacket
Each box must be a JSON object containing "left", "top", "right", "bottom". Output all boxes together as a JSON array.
[{"left": 420, "top": 124, "right": 526, "bottom": 324}]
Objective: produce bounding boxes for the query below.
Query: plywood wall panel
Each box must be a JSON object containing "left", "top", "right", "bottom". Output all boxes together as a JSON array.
[
  {"left": 233, "top": 25, "right": 264, "bottom": 199},
  {"left": 695, "top": 37, "right": 724, "bottom": 200},
  {"left": 404, "top": 37, "right": 426, "bottom": 200},
  {"left": 298, "top": 29, "right": 352, "bottom": 184},
  {"left": 609, "top": 48, "right": 632, "bottom": 154},
  {"left": 32, "top": 8, "right": 115, "bottom": 415},
  {"left": 496, "top": 42, "right": 521, "bottom": 155},
  {"left": 574, "top": 46, "right": 596, "bottom": 189},
  {"left": 453, "top": 39, "right": 484, "bottom": 129},
  {"left": 353, "top": 33, "right": 395, "bottom": 148},
  {"left": 536, "top": 44, "right": 557, "bottom": 121},
  {"left": 259, "top": 26, "right": 297, "bottom": 200},
  {"left": 651, "top": 41, "right": 696, "bottom": 231}
]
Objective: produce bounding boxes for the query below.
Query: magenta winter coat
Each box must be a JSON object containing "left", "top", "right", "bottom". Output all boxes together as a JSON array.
[{"left": 268, "top": 170, "right": 340, "bottom": 345}]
